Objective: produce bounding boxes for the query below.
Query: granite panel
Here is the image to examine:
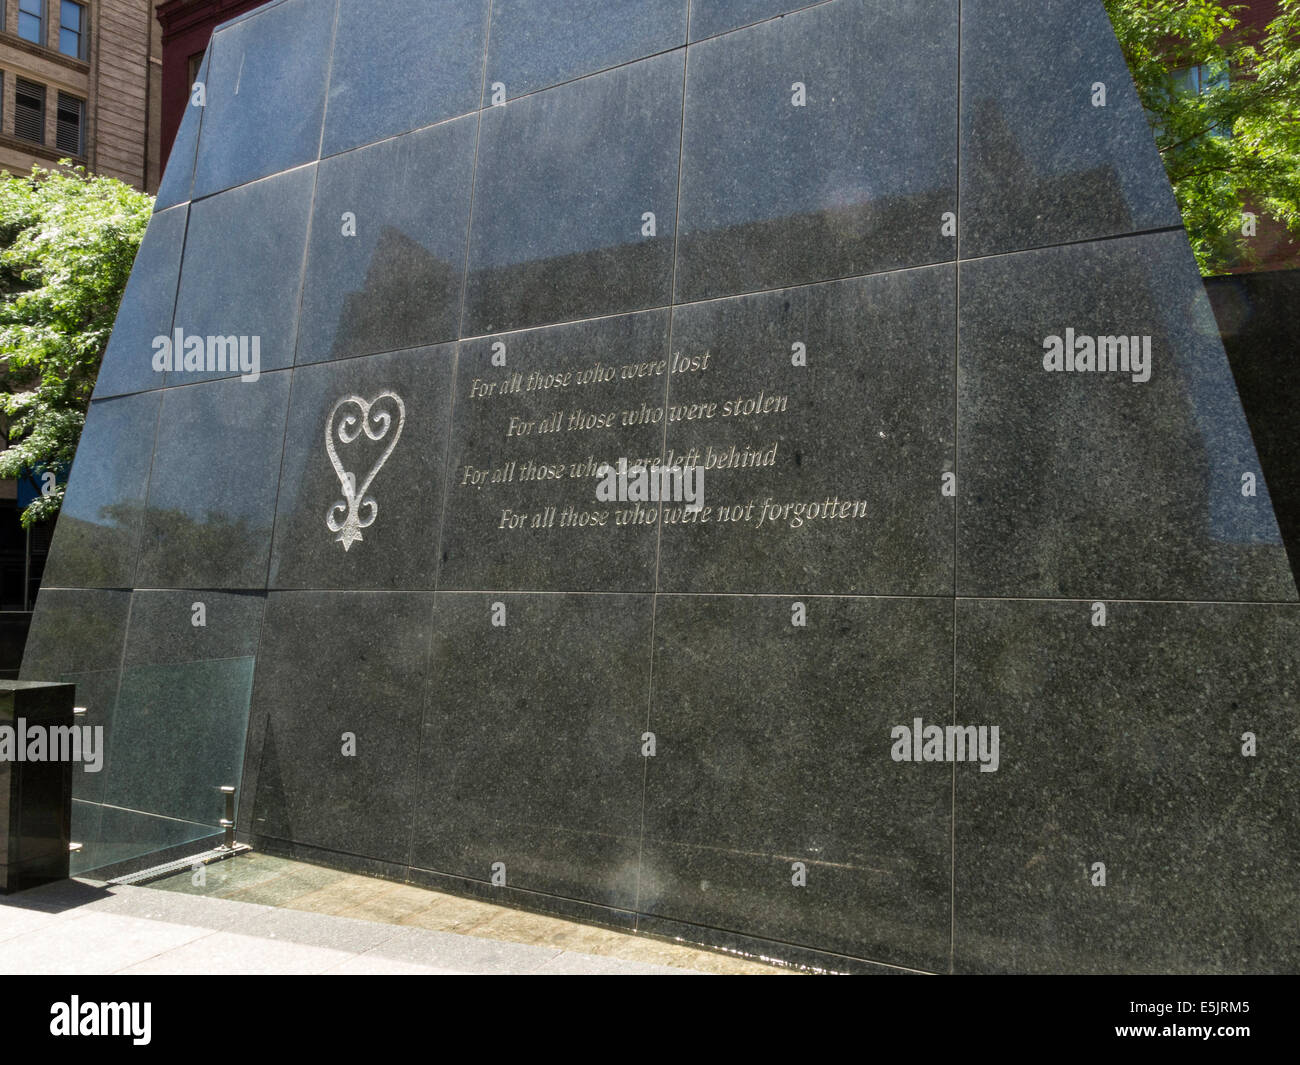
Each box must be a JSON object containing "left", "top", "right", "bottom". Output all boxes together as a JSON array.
[
  {"left": 954, "top": 599, "right": 1300, "bottom": 974},
  {"left": 463, "top": 51, "right": 684, "bottom": 335},
  {"left": 121, "top": 590, "right": 267, "bottom": 666},
  {"left": 192, "top": 0, "right": 335, "bottom": 198},
  {"left": 659, "top": 267, "right": 955, "bottom": 595},
  {"left": 94, "top": 206, "right": 189, "bottom": 399},
  {"left": 170, "top": 167, "right": 315, "bottom": 385},
  {"left": 960, "top": 0, "right": 1182, "bottom": 258},
  {"left": 484, "top": 0, "right": 688, "bottom": 101},
  {"left": 298, "top": 120, "right": 477, "bottom": 365},
  {"left": 155, "top": 50, "right": 210, "bottom": 211},
  {"left": 642, "top": 594, "right": 953, "bottom": 971},
  {"left": 136, "top": 374, "right": 291, "bottom": 590},
  {"left": 20, "top": 590, "right": 130, "bottom": 679},
  {"left": 410, "top": 593, "right": 650, "bottom": 909},
  {"left": 246, "top": 592, "right": 433, "bottom": 863},
  {"left": 676, "top": 0, "right": 958, "bottom": 302},
  {"left": 438, "top": 311, "right": 670, "bottom": 592},
  {"left": 268, "top": 346, "right": 454, "bottom": 590},
  {"left": 322, "top": 0, "right": 488, "bottom": 157},
  {"left": 958, "top": 230, "right": 1297, "bottom": 601},
  {"left": 38, "top": 393, "right": 160, "bottom": 590}
]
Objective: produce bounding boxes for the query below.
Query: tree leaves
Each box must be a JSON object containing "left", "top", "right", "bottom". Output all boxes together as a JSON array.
[
  {"left": 1106, "top": 0, "right": 1300, "bottom": 274},
  {"left": 0, "top": 163, "right": 152, "bottom": 527}
]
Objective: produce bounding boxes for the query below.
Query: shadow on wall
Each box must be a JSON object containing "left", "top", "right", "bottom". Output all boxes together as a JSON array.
[{"left": 1207, "top": 268, "right": 1300, "bottom": 585}]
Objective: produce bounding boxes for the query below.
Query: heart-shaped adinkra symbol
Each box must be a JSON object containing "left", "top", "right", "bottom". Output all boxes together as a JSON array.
[{"left": 325, "top": 391, "right": 405, "bottom": 551}]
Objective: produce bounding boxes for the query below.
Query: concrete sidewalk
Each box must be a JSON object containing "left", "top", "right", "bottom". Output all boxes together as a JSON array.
[{"left": 0, "top": 878, "right": 698, "bottom": 975}]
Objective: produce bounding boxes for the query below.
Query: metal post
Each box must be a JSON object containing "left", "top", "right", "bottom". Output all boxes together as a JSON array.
[{"left": 219, "top": 786, "right": 236, "bottom": 850}]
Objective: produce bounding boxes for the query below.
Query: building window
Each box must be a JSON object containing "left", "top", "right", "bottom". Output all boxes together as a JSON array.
[
  {"left": 59, "top": 2, "right": 85, "bottom": 59},
  {"left": 56, "top": 91, "right": 83, "bottom": 155},
  {"left": 14, "top": 78, "right": 45, "bottom": 144},
  {"left": 18, "top": 0, "right": 44, "bottom": 47}
]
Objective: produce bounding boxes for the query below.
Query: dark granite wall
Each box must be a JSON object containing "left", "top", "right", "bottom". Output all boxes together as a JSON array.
[{"left": 20, "top": 0, "right": 1299, "bottom": 973}]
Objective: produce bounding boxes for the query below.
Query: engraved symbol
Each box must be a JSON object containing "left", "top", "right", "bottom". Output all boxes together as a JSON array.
[{"left": 325, "top": 391, "right": 405, "bottom": 551}]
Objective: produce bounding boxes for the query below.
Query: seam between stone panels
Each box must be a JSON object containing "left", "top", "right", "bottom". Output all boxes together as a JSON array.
[
  {"left": 35, "top": 586, "right": 1299, "bottom": 605},
  {"left": 951, "top": 0, "right": 962, "bottom": 977},
  {"left": 186, "top": 159, "right": 320, "bottom": 209},
  {"left": 261, "top": 4, "right": 338, "bottom": 588},
  {"left": 403, "top": 593, "right": 441, "bottom": 872},
  {"left": 314, "top": 0, "right": 343, "bottom": 163},
  {"left": 633, "top": 33, "right": 691, "bottom": 930},
  {"left": 316, "top": 108, "right": 481, "bottom": 167},
  {"left": 956, "top": 224, "right": 1187, "bottom": 266},
  {"left": 129, "top": 388, "right": 168, "bottom": 591},
  {"left": 488, "top": 43, "right": 689, "bottom": 110},
  {"left": 688, "top": 0, "right": 838, "bottom": 45},
  {"left": 406, "top": 0, "right": 497, "bottom": 873},
  {"left": 455, "top": 0, "right": 495, "bottom": 342}
]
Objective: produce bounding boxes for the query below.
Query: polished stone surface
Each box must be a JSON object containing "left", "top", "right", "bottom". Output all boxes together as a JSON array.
[
  {"left": 411, "top": 593, "right": 650, "bottom": 909},
  {"left": 171, "top": 167, "right": 315, "bottom": 385},
  {"left": 245, "top": 593, "right": 433, "bottom": 863},
  {"left": 955, "top": 599, "right": 1300, "bottom": 974},
  {"left": 659, "top": 267, "right": 955, "bottom": 595},
  {"left": 960, "top": 0, "right": 1182, "bottom": 258},
  {"left": 958, "top": 231, "right": 1297, "bottom": 601},
  {"left": 136, "top": 375, "right": 291, "bottom": 590},
  {"left": 39, "top": 393, "right": 160, "bottom": 590},
  {"left": 643, "top": 595, "right": 952, "bottom": 972},
  {"left": 121, "top": 590, "right": 266, "bottom": 667},
  {"left": 439, "top": 311, "right": 670, "bottom": 592},
  {"left": 268, "top": 346, "right": 454, "bottom": 590},
  {"left": 154, "top": 50, "right": 209, "bottom": 211},
  {"left": 94, "top": 206, "right": 188, "bottom": 399},
  {"left": 689, "top": 0, "right": 824, "bottom": 41},
  {"left": 192, "top": 0, "right": 334, "bottom": 198},
  {"left": 298, "top": 121, "right": 477, "bottom": 364},
  {"left": 27, "top": 0, "right": 1300, "bottom": 972},
  {"left": 20, "top": 590, "right": 131, "bottom": 678},
  {"left": 463, "top": 51, "right": 683, "bottom": 335},
  {"left": 675, "top": 0, "right": 957, "bottom": 302},
  {"left": 484, "top": 0, "right": 687, "bottom": 102},
  {"left": 323, "top": 0, "right": 488, "bottom": 157}
]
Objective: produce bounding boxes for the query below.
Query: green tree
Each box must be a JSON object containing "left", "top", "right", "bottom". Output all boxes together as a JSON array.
[
  {"left": 0, "top": 163, "right": 152, "bottom": 526},
  {"left": 1106, "top": 0, "right": 1300, "bottom": 274}
]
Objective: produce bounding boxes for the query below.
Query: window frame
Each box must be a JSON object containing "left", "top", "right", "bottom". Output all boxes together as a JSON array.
[
  {"left": 17, "top": 0, "right": 45, "bottom": 48},
  {"left": 58, "top": 0, "right": 86, "bottom": 61}
]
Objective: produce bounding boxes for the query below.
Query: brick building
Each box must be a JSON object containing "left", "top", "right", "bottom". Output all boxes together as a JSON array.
[{"left": 0, "top": 1, "right": 165, "bottom": 192}]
